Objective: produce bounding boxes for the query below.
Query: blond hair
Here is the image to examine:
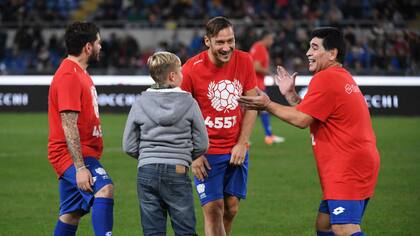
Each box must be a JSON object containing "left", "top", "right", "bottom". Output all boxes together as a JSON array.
[{"left": 147, "top": 51, "right": 181, "bottom": 85}]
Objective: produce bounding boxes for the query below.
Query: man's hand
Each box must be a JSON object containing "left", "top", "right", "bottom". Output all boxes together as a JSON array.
[
  {"left": 275, "top": 66, "right": 301, "bottom": 106},
  {"left": 76, "top": 167, "right": 94, "bottom": 192},
  {"left": 275, "top": 66, "right": 298, "bottom": 96},
  {"left": 192, "top": 156, "right": 211, "bottom": 181},
  {"left": 230, "top": 143, "right": 247, "bottom": 166},
  {"left": 238, "top": 88, "right": 272, "bottom": 111}
]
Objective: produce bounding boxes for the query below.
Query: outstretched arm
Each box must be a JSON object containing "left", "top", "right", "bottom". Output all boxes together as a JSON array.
[{"left": 238, "top": 90, "right": 313, "bottom": 129}]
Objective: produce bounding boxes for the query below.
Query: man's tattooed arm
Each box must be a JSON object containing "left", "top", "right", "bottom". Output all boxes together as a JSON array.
[{"left": 60, "top": 111, "right": 85, "bottom": 169}]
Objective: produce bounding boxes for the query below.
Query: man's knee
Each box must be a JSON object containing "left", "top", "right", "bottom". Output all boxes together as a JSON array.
[
  {"left": 224, "top": 196, "right": 239, "bottom": 219},
  {"left": 95, "top": 184, "right": 114, "bottom": 198},
  {"left": 59, "top": 212, "right": 82, "bottom": 225},
  {"left": 316, "top": 212, "right": 331, "bottom": 232},
  {"left": 331, "top": 224, "right": 361, "bottom": 236},
  {"left": 203, "top": 200, "right": 224, "bottom": 220},
  {"left": 224, "top": 200, "right": 239, "bottom": 219}
]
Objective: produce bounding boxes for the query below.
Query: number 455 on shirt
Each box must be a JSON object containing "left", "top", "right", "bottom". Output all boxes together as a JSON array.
[
  {"left": 92, "top": 125, "right": 102, "bottom": 137},
  {"left": 204, "top": 116, "right": 237, "bottom": 129}
]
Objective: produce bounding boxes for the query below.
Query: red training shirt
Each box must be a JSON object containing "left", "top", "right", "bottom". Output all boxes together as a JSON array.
[
  {"left": 48, "top": 58, "right": 103, "bottom": 177},
  {"left": 296, "top": 66, "right": 380, "bottom": 200},
  {"left": 182, "top": 50, "right": 257, "bottom": 154},
  {"left": 249, "top": 41, "right": 269, "bottom": 90}
]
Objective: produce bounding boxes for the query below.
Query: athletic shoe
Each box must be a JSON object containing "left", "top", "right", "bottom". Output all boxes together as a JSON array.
[{"left": 265, "top": 135, "right": 285, "bottom": 145}]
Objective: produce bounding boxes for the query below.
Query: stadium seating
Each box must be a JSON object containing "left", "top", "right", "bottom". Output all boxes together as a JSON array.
[{"left": 0, "top": 0, "right": 419, "bottom": 75}]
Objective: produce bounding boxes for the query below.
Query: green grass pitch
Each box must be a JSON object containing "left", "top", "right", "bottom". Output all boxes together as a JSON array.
[{"left": 0, "top": 113, "right": 419, "bottom": 235}]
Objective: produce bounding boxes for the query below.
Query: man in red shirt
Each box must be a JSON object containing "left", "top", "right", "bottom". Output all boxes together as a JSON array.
[
  {"left": 182, "top": 17, "right": 258, "bottom": 236},
  {"left": 239, "top": 27, "right": 380, "bottom": 236},
  {"left": 249, "top": 29, "right": 285, "bottom": 145},
  {"left": 48, "top": 22, "right": 114, "bottom": 236}
]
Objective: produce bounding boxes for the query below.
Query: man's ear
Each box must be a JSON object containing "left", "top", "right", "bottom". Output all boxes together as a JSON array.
[
  {"left": 329, "top": 48, "right": 338, "bottom": 61},
  {"left": 204, "top": 36, "right": 210, "bottom": 48},
  {"left": 83, "top": 42, "right": 92, "bottom": 55}
]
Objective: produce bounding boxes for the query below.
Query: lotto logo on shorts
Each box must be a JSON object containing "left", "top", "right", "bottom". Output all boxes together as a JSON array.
[
  {"left": 332, "top": 206, "right": 346, "bottom": 215},
  {"left": 196, "top": 183, "right": 206, "bottom": 199},
  {"left": 105, "top": 231, "right": 112, "bottom": 236}
]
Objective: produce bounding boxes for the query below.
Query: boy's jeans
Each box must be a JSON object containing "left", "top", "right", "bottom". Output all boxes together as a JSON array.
[{"left": 137, "top": 163, "right": 197, "bottom": 236}]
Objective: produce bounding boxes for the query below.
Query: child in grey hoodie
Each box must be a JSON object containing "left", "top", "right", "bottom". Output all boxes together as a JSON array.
[{"left": 122, "top": 51, "right": 208, "bottom": 236}]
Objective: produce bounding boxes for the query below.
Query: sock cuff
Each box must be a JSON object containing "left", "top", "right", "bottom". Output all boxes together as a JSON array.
[
  {"left": 93, "top": 197, "right": 114, "bottom": 205},
  {"left": 351, "top": 232, "right": 365, "bottom": 236},
  {"left": 57, "top": 219, "right": 78, "bottom": 230}
]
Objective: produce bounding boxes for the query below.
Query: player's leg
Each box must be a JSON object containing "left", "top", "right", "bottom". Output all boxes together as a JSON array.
[
  {"left": 327, "top": 199, "right": 369, "bottom": 236},
  {"left": 316, "top": 200, "right": 334, "bottom": 235},
  {"left": 137, "top": 164, "right": 168, "bottom": 236},
  {"left": 54, "top": 211, "right": 82, "bottom": 236},
  {"left": 223, "top": 152, "right": 249, "bottom": 235},
  {"left": 259, "top": 89, "right": 285, "bottom": 145},
  {"left": 202, "top": 200, "right": 226, "bottom": 236},
  {"left": 54, "top": 167, "right": 89, "bottom": 236},
  {"left": 194, "top": 154, "right": 230, "bottom": 236},
  {"left": 80, "top": 157, "right": 114, "bottom": 236},
  {"left": 260, "top": 110, "right": 273, "bottom": 137},
  {"left": 223, "top": 195, "right": 240, "bottom": 235},
  {"left": 331, "top": 224, "right": 362, "bottom": 236},
  {"left": 163, "top": 164, "right": 197, "bottom": 236},
  {"left": 92, "top": 184, "right": 114, "bottom": 236}
]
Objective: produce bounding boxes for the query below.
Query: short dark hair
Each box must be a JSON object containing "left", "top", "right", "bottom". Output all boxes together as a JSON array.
[
  {"left": 205, "top": 16, "right": 232, "bottom": 38},
  {"left": 311, "top": 27, "right": 345, "bottom": 63},
  {"left": 65, "top": 22, "right": 99, "bottom": 56}
]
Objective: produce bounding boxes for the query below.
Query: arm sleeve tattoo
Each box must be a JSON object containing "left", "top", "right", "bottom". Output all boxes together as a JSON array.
[{"left": 60, "top": 111, "right": 85, "bottom": 168}]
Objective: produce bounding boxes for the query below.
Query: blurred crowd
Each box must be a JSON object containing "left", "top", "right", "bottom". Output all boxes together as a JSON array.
[
  {"left": 1, "top": 0, "right": 417, "bottom": 26},
  {"left": 93, "top": 0, "right": 418, "bottom": 27},
  {"left": 0, "top": 0, "right": 419, "bottom": 75}
]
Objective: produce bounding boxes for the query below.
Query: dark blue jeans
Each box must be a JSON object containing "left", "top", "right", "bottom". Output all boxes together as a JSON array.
[{"left": 137, "top": 164, "right": 197, "bottom": 236}]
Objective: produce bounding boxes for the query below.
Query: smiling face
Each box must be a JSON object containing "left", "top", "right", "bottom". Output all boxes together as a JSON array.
[
  {"left": 306, "top": 37, "right": 339, "bottom": 73},
  {"left": 205, "top": 26, "right": 235, "bottom": 66}
]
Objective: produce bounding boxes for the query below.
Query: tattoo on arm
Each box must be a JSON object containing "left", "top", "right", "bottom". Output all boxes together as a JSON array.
[{"left": 61, "top": 111, "right": 84, "bottom": 168}]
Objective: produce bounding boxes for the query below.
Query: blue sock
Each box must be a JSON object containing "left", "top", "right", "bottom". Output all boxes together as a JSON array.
[
  {"left": 351, "top": 232, "right": 365, "bottom": 236},
  {"left": 91, "top": 197, "right": 114, "bottom": 236},
  {"left": 317, "top": 231, "right": 335, "bottom": 236},
  {"left": 260, "top": 111, "right": 272, "bottom": 136},
  {"left": 54, "top": 220, "right": 77, "bottom": 236}
]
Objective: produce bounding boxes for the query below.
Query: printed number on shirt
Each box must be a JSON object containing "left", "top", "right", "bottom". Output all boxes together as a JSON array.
[
  {"left": 205, "top": 116, "right": 237, "bottom": 129},
  {"left": 92, "top": 125, "right": 102, "bottom": 137},
  {"left": 311, "top": 133, "right": 316, "bottom": 146}
]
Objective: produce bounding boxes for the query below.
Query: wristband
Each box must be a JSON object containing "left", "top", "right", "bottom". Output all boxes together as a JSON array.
[{"left": 76, "top": 166, "right": 86, "bottom": 172}]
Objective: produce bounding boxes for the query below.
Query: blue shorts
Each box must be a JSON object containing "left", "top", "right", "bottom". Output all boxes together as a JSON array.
[
  {"left": 318, "top": 199, "right": 370, "bottom": 224},
  {"left": 58, "top": 157, "right": 113, "bottom": 216},
  {"left": 194, "top": 153, "right": 248, "bottom": 206}
]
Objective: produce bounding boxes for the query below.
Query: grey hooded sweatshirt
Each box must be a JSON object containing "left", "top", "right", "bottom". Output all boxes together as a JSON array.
[{"left": 122, "top": 87, "right": 208, "bottom": 168}]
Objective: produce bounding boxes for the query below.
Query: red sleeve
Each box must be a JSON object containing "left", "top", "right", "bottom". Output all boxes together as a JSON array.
[
  {"left": 181, "top": 63, "right": 193, "bottom": 94},
  {"left": 55, "top": 73, "right": 82, "bottom": 112},
  {"left": 296, "top": 73, "right": 335, "bottom": 122},
  {"left": 243, "top": 53, "right": 257, "bottom": 93},
  {"left": 250, "top": 44, "right": 265, "bottom": 62}
]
